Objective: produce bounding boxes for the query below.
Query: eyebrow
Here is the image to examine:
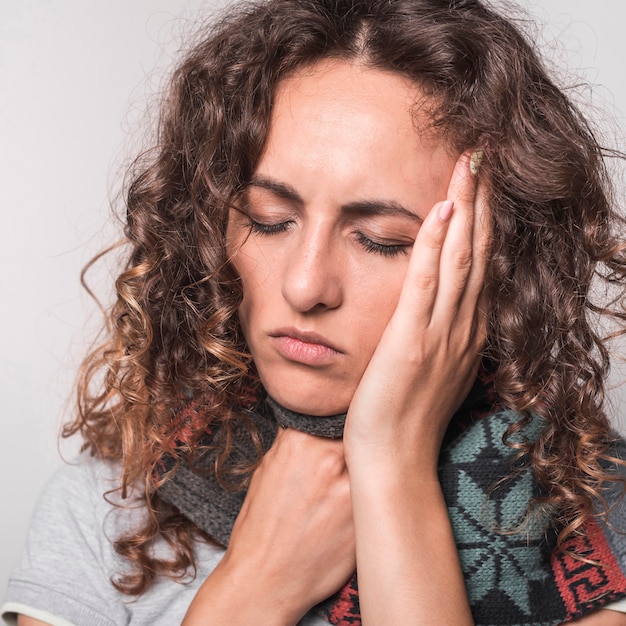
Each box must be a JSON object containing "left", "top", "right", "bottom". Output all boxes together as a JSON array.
[{"left": 248, "top": 175, "right": 423, "bottom": 224}]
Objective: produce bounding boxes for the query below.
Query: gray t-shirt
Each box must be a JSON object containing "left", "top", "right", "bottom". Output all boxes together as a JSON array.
[
  {"left": 1, "top": 456, "right": 327, "bottom": 626},
  {"left": 4, "top": 456, "right": 626, "bottom": 625}
]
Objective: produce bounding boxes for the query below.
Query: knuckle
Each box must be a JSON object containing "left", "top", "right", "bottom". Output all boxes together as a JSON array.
[
  {"left": 413, "top": 272, "right": 438, "bottom": 293},
  {"left": 315, "top": 446, "right": 346, "bottom": 478},
  {"left": 403, "top": 342, "right": 430, "bottom": 367},
  {"left": 452, "top": 250, "right": 473, "bottom": 274},
  {"left": 421, "top": 233, "right": 444, "bottom": 252}
]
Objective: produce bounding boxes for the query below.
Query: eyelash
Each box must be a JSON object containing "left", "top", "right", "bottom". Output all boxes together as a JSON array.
[
  {"left": 246, "top": 217, "right": 409, "bottom": 258},
  {"left": 247, "top": 219, "right": 293, "bottom": 235},
  {"left": 356, "top": 232, "right": 410, "bottom": 258}
]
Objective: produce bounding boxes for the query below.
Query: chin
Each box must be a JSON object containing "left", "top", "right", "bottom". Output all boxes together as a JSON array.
[{"left": 262, "top": 374, "right": 352, "bottom": 416}]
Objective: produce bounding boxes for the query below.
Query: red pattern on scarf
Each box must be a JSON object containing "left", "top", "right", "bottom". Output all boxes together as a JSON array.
[
  {"left": 327, "top": 576, "right": 361, "bottom": 625},
  {"left": 552, "top": 517, "right": 626, "bottom": 619}
]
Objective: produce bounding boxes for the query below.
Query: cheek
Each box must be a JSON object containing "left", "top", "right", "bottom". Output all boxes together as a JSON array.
[
  {"left": 226, "top": 236, "right": 255, "bottom": 341},
  {"left": 232, "top": 249, "right": 279, "bottom": 341},
  {"left": 234, "top": 270, "right": 256, "bottom": 343},
  {"left": 230, "top": 235, "right": 279, "bottom": 288},
  {"left": 353, "top": 269, "right": 405, "bottom": 353}
]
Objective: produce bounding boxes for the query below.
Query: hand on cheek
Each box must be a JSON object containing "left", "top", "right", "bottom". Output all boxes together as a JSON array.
[{"left": 344, "top": 149, "right": 490, "bottom": 473}]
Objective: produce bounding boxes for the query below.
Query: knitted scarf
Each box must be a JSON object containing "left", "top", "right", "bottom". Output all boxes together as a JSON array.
[{"left": 157, "top": 378, "right": 626, "bottom": 626}]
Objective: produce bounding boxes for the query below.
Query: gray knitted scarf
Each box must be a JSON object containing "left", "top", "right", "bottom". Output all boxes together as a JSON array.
[
  {"left": 158, "top": 396, "right": 345, "bottom": 546},
  {"left": 156, "top": 383, "right": 626, "bottom": 626}
]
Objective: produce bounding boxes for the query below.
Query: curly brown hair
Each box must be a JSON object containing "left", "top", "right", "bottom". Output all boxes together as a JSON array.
[{"left": 66, "top": 0, "right": 626, "bottom": 595}]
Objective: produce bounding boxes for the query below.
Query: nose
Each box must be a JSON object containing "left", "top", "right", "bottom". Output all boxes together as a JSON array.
[{"left": 281, "top": 227, "right": 343, "bottom": 313}]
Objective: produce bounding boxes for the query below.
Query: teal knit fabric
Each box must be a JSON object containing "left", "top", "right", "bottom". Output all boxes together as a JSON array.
[{"left": 158, "top": 382, "right": 626, "bottom": 625}]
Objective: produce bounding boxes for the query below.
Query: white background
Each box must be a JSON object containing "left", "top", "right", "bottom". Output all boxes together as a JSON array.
[{"left": 1, "top": 0, "right": 625, "bottom": 601}]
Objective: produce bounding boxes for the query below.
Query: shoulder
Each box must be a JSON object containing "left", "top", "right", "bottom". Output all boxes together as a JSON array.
[
  {"left": 32, "top": 455, "right": 140, "bottom": 536},
  {"left": 40, "top": 454, "right": 121, "bottom": 503},
  {"left": 608, "top": 432, "right": 626, "bottom": 466},
  {"left": 600, "top": 433, "right": 626, "bottom": 551},
  {"left": 23, "top": 453, "right": 137, "bottom": 566},
  {"left": 2, "top": 456, "right": 133, "bottom": 625},
  {"left": 3, "top": 454, "right": 228, "bottom": 626}
]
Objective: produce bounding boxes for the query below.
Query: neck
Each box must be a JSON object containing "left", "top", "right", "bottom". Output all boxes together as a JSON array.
[{"left": 266, "top": 396, "right": 347, "bottom": 439}]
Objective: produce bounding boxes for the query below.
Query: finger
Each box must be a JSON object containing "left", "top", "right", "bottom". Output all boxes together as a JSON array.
[
  {"left": 391, "top": 198, "right": 455, "bottom": 327},
  {"left": 460, "top": 175, "right": 490, "bottom": 307},
  {"left": 431, "top": 150, "right": 479, "bottom": 323},
  {"left": 459, "top": 175, "right": 491, "bottom": 347}
]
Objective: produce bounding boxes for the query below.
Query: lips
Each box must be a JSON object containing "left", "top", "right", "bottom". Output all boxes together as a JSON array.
[{"left": 269, "top": 328, "right": 343, "bottom": 366}]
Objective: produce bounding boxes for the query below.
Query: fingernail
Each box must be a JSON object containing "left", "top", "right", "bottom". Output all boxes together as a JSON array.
[
  {"left": 438, "top": 200, "right": 454, "bottom": 221},
  {"left": 469, "top": 148, "right": 484, "bottom": 176}
]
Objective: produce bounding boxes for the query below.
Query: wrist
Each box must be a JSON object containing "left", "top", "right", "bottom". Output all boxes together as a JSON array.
[
  {"left": 183, "top": 554, "right": 304, "bottom": 626},
  {"left": 344, "top": 425, "right": 442, "bottom": 480}
]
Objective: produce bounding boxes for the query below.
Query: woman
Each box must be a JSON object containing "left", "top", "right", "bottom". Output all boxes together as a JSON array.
[{"left": 3, "top": 0, "right": 626, "bottom": 624}]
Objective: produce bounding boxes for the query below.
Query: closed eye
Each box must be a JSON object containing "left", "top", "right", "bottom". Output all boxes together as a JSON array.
[
  {"left": 356, "top": 232, "right": 411, "bottom": 258},
  {"left": 247, "top": 218, "right": 294, "bottom": 235}
]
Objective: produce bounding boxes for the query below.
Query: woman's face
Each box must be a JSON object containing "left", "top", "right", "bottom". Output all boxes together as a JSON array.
[{"left": 227, "top": 59, "right": 458, "bottom": 415}]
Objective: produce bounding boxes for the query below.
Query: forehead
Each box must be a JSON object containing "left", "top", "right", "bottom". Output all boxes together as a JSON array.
[
  {"left": 271, "top": 58, "right": 431, "bottom": 144},
  {"left": 257, "top": 59, "right": 455, "bottom": 211}
]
